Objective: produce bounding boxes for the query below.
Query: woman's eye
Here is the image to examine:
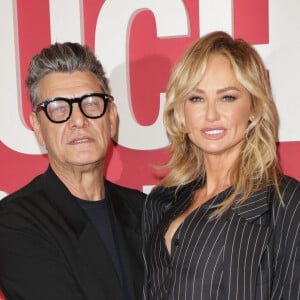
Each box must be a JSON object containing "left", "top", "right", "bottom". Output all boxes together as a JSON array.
[
  {"left": 222, "top": 95, "right": 236, "bottom": 102},
  {"left": 188, "top": 96, "right": 203, "bottom": 102}
]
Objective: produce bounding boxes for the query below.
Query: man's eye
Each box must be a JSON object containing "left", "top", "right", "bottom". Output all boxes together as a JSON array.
[
  {"left": 49, "top": 102, "right": 68, "bottom": 113},
  {"left": 86, "top": 101, "right": 97, "bottom": 107},
  {"left": 54, "top": 106, "right": 67, "bottom": 111},
  {"left": 84, "top": 100, "right": 101, "bottom": 110}
]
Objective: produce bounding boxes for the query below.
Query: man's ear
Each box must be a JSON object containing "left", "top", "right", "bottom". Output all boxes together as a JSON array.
[
  {"left": 109, "top": 102, "right": 118, "bottom": 140},
  {"left": 29, "top": 112, "right": 45, "bottom": 146}
]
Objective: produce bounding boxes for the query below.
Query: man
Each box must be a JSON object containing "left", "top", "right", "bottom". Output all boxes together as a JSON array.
[{"left": 0, "top": 42, "right": 146, "bottom": 300}]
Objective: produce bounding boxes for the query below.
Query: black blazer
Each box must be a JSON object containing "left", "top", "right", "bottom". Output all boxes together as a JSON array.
[{"left": 0, "top": 166, "right": 146, "bottom": 300}]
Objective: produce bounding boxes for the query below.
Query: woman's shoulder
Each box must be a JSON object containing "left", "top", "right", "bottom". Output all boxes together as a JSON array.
[
  {"left": 278, "top": 174, "right": 300, "bottom": 199},
  {"left": 145, "top": 185, "right": 176, "bottom": 212},
  {"left": 272, "top": 174, "right": 300, "bottom": 229},
  {"left": 145, "top": 180, "right": 200, "bottom": 216},
  {"left": 271, "top": 175, "right": 300, "bottom": 256},
  {"left": 148, "top": 185, "right": 175, "bottom": 199},
  {"left": 149, "top": 178, "right": 200, "bottom": 197}
]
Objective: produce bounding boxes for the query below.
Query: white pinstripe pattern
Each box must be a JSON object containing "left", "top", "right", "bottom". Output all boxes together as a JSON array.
[{"left": 142, "top": 176, "right": 300, "bottom": 299}]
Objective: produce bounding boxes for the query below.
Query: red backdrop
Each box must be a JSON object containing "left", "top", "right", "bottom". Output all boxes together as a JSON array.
[
  {"left": 0, "top": 0, "right": 299, "bottom": 200},
  {"left": 0, "top": 1, "right": 299, "bottom": 298}
]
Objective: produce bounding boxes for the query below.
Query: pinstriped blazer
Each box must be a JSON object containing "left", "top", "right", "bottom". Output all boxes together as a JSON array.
[{"left": 142, "top": 175, "right": 300, "bottom": 299}]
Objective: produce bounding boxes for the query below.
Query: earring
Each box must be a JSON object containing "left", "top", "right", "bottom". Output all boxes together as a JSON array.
[{"left": 249, "top": 115, "right": 255, "bottom": 122}]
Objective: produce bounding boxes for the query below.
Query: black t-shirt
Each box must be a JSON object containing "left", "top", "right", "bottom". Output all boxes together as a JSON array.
[{"left": 76, "top": 198, "right": 125, "bottom": 288}]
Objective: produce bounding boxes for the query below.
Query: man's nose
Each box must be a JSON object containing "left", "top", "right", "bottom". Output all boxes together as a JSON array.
[{"left": 68, "top": 103, "right": 88, "bottom": 127}]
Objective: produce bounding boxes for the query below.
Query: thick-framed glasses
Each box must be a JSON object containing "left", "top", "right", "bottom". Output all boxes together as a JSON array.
[{"left": 34, "top": 93, "right": 114, "bottom": 123}]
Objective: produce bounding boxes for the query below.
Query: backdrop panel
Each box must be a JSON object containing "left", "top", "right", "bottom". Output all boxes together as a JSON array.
[{"left": 0, "top": 0, "right": 299, "bottom": 200}]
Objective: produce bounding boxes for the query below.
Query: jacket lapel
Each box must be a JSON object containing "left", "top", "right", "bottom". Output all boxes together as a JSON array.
[
  {"left": 41, "top": 167, "right": 123, "bottom": 299},
  {"left": 107, "top": 182, "right": 144, "bottom": 300},
  {"left": 223, "top": 184, "right": 274, "bottom": 300}
]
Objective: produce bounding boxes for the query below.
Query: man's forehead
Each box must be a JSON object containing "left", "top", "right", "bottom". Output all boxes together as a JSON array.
[{"left": 38, "top": 71, "right": 103, "bottom": 100}]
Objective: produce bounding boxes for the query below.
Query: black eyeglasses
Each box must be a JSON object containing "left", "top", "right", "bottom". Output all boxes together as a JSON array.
[{"left": 34, "top": 93, "right": 114, "bottom": 123}]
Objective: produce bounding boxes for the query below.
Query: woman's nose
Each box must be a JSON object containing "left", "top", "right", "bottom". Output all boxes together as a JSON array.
[{"left": 205, "top": 101, "right": 220, "bottom": 122}]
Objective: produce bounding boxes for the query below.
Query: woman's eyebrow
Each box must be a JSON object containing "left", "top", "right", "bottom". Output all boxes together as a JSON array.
[{"left": 217, "top": 86, "right": 241, "bottom": 94}]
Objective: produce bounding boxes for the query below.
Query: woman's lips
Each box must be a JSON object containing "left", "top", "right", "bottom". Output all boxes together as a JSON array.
[{"left": 201, "top": 128, "right": 226, "bottom": 139}]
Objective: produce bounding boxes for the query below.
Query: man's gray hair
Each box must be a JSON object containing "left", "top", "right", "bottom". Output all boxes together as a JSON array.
[{"left": 26, "top": 42, "right": 110, "bottom": 106}]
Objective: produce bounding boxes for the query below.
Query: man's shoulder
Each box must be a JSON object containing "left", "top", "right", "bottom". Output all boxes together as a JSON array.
[
  {"left": 1, "top": 173, "right": 44, "bottom": 207},
  {"left": 104, "top": 179, "right": 146, "bottom": 214},
  {"left": 0, "top": 172, "right": 54, "bottom": 231},
  {"left": 105, "top": 179, "right": 146, "bottom": 199}
]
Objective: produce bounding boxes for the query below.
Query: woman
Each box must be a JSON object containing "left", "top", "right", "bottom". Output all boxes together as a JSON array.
[{"left": 142, "top": 31, "right": 300, "bottom": 300}]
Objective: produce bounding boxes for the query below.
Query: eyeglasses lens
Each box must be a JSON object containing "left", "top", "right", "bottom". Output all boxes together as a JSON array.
[
  {"left": 46, "top": 95, "right": 106, "bottom": 122},
  {"left": 81, "top": 95, "right": 105, "bottom": 117},
  {"left": 47, "top": 100, "right": 70, "bottom": 122}
]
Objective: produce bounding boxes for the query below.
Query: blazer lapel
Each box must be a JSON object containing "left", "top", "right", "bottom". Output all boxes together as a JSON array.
[
  {"left": 41, "top": 167, "right": 123, "bottom": 299},
  {"left": 223, "top": 184, "right": 274, "bottom": 300},
  {"left": 107, "top": 182, "right": 144, "bottom": 300}
]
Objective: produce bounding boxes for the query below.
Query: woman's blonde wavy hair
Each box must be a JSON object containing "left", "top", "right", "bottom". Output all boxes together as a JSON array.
[{"left": 158, "top": 31, "right": 281, "bottom": 218}]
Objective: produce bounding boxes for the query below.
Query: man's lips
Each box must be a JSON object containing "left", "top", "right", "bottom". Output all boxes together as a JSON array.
[{"left": 68, "top": 137, "right": 93, "bottom": 145}]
